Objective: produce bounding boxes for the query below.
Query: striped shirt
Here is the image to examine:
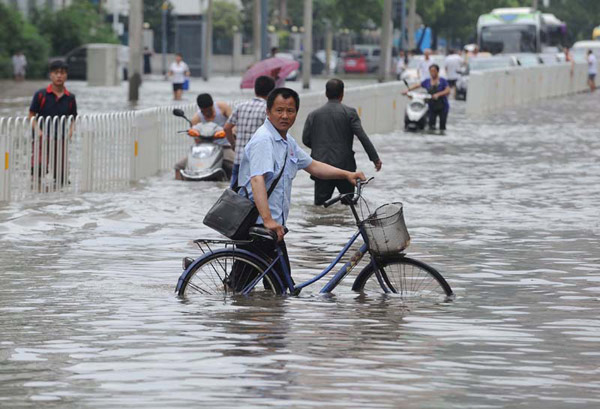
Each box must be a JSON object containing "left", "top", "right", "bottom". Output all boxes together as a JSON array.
[{"left": 226, "top": 97, "right": 267, "bottom": 165}]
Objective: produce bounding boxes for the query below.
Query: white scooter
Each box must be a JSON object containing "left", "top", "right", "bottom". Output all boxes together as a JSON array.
[
  {"left": 403, "top": 91, "right": 431, "bottom": 132},
  {"left": 173, "top": 109, "right": 230, "bottom": 182}
]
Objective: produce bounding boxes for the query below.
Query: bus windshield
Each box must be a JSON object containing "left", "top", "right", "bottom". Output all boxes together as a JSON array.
[{"left": 480, "top": 25, "right": 537, "bottom": 53}]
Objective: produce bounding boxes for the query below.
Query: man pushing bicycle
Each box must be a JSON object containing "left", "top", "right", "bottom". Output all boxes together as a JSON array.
[{"left": 236, "top": 87, "right": 366, "bottom": 282}]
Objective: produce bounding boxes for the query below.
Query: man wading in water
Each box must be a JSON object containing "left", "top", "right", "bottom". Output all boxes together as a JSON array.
[{"left": 235, "top": 88, "right": 366, "bottom": 286}]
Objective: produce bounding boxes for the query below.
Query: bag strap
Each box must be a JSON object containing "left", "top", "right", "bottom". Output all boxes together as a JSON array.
[{"left": 266, "top": 150, "right": 288, "bottom": 197}]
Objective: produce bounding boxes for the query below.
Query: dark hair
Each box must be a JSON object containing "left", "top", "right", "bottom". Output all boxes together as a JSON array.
[
  {"left": 255, "top": 75, "right": 275, "bottom": 97},
  {"left": 49, "top": 60, "right": 68, "bottom": 72},
  {"left": 196, "top": 93, "right": 214, "bottom": 109},
  {"left": 325, "top": 79, "right": 344, "bottom": 99},
  {"left": 176, "top": 52, "right": 183, "bottom": 57},
  {"left": 267, "top": 87, "right": 300, "bottom": 111},
  {"left": 429, "top": 64, "right": 440, "bottom": 73}
]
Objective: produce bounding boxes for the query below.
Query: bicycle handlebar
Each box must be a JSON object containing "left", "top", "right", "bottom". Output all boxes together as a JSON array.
[{"left": 323, "top": 177, "right": 374, "bottom": 208}]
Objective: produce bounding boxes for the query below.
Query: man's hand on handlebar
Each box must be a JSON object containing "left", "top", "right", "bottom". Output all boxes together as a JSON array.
[
  {"left": 347, "top": 171, "right": 366, "bottom": 186},
  {"left": 263, "top": 218, "right": 286, "bottom": 242}
]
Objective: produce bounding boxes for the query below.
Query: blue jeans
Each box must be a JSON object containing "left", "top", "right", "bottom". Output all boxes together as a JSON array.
[{"left": 230, "top": 164, "right": 240, "bottom": 189}]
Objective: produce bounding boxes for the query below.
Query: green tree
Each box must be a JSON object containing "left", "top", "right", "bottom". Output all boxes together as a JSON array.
[
  {"left": 0, "top": 3, "right": 50, "bottom": 78},
  {"left": 38, "top": 0, "right": 118, "bottom": 56}
]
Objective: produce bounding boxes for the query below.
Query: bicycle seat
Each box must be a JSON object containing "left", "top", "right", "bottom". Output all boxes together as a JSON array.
[{"left": 249, "top": 226, "right": 277, "bottom": 241}]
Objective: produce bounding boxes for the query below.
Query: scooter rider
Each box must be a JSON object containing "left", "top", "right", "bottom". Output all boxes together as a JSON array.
[
  {"left": 403, "top": 64, "right": 450, "bottom": 131},
  {"left": 174, "top": 93, "right": 234, "bottom": 180}
]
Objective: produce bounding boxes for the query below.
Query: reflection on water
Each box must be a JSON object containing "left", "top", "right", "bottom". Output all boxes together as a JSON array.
[{"left": 1, "top": 94, "right": 600, "bottom": 408}]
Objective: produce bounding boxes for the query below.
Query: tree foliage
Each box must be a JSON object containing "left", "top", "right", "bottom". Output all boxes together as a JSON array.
[
  {"left": 38, "top": 0, "right": 118, "bottom": 56},
  {"left": 0, "top": 3, "right": 50, "bottom": 78}
]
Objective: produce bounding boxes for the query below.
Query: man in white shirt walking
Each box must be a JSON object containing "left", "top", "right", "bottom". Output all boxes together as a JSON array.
[
  {"left": 587, "top": 50, "right": 597, "bottom": 92},
  {"left": 418, "top": 49, "right": 433, "bottom": 81},
  {"left": 444, "top": 49, "right": 463, "bottom": 98}
]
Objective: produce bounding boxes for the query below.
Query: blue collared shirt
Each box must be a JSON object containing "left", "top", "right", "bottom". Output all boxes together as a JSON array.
[{"left": 238, "top": 119, "right": 313, "bottom": 225}]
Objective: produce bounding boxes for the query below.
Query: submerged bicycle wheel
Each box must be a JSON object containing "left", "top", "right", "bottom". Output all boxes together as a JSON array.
[
  {"left": 352, "top": 257, "right": 453, "bottom": 299},
  {"left": 177, "top": 250, "right": 284, "bottom": 297}
]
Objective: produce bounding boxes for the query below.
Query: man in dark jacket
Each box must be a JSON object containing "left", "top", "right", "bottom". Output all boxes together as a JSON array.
[{"left": 302, "top": 79, "right": 382, "bottom": 205}]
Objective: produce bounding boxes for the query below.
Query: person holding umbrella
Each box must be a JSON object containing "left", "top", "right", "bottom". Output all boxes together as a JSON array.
[{"left": 240, "top": 57, "right": 299, "bottom": 90}]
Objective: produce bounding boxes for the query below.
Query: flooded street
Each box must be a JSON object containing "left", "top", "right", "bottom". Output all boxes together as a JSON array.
[{"left": 1, "top": 93, "right": 600, "bottom": 408}]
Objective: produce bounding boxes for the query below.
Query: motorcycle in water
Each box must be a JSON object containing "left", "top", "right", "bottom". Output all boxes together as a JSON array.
[
  {"left": 403, "top": 91, "right": 431, "bottom": 131},
  {"left": 172, "top": 108, "right": 230, "bottom": 182}
]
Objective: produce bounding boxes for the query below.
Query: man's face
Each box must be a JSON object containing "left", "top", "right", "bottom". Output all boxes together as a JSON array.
[
  {"left": 50, "top": 68, "right": 67, "bottom": 86},
  {"left": 267, "top": 95, "right": 297, "bottom": 134},
  {"left": 200, "top": 106, "right": 214, "bottom": 119}
]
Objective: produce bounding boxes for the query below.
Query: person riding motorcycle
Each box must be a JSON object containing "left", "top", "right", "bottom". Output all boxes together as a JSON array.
[{"left": 174, "top": 93, "right": 234, "bottom": 180}]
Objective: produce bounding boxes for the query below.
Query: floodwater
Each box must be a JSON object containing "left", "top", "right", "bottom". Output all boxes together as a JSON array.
[{"left": 1, "top": 93, "right": 600, "bottom": 408}]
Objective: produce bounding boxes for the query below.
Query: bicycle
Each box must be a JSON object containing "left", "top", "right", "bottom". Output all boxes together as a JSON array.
[{"left": 175, "top": 178, "right": 453, "bottom": 300}]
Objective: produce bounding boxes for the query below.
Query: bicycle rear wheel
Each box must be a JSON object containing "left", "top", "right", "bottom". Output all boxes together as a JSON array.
[
  {"left": 352, "top": 257, "right": 453, "bottom": 299},
  {"left": 177, "top": 250, "right": 284, "bottom": 297}
]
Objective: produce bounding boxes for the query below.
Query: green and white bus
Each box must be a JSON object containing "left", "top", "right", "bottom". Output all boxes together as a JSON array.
[{"left": 477, "top": 7, "right": 566, "bottom": 54}]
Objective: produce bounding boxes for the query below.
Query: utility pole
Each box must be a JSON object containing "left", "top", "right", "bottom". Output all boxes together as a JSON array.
[
  {"left": 261, "top": 0, "right": 268, "bottom": 58},
  {"left": 532, "top": 0, "right": 538, "bottom": 10},
  {"left": 325, "top": 20, "right": 333, "bottom": 75},
  {"left": 128, "top": 0, "right": 143, "bottom": 102},
  {"left": 379, "top": 0, "right": 393, "bottom": 83},
  {"left": 407, "top": 0, "right": 416, "bottom": 51},
  {"left": 253, "top": 0, "right": 261, "bottom": 61},
  {"left": 302, "top": 0, "right": 312, "bottom": 89},
  {"left": 202, "top": 0, "right": 213, "bottom": 81},
  {"left": 400, "top": 0, "right": 407, "bottom": 50},
  {"left": 161, "top": 1, "right": 168, "bottom": 76}
]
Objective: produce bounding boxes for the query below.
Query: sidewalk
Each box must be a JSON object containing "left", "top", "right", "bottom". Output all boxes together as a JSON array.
[{"left": 1, "top": 76, "right": 377, "bottom": 117}]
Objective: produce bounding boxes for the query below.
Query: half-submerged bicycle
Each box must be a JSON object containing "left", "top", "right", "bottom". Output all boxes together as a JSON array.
[{"left": 175, "top": 178, "right": 453, "bottom": 300}]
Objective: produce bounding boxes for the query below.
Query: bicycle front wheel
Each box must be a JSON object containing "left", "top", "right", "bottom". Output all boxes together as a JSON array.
[
  {"left": 177, "top": 250, "right": 284, "bottom": 298},
  {"left": 352, "top": 257, "right": 453, "bottom": 299}
]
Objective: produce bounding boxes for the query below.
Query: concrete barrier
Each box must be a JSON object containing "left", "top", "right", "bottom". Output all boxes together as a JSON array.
[
  {"left": 87, "top": 44, "right": 120, "bottom": 86},
  {"left": 466, "top": 63, "right": 588, "bottom": 116}
]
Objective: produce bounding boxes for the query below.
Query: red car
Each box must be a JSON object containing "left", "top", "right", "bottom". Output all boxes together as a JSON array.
[{"left": 343, "top": 52, "right": 368, "bottom": 73}]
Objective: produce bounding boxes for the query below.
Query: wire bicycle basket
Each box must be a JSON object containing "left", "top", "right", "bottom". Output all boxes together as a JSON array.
[{"left": 360, "top": 202, "right": 411, "bottom": 257}]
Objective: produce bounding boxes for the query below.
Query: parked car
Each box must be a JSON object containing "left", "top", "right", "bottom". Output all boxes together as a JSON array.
[
  {"left": 353, "top": 45, "right": 380, "bottom": 73},
  {"left": 455, "top": 55, "right": 518, "bottom": 100},
  {"left": 510, "top": 53, "right": 542, "bottom": 67},
  {"left": 315, "top": 50, "right": 339, "bottom": 73},
  {"left": 342, "top": 51, "right": 368, "bottom": 74},
  {"left": 50, "top": 43, "right": 128, "bottom": 80}
]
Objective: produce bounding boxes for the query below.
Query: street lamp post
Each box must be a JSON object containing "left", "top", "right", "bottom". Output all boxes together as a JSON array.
[
  {"left": 302, "top": 0, "right": 312, "bottom": 89},
  {"left": 161, "top": 1, "right": 168, "bottom": 76},
  {"left": 128, "top": 0, "right": 143, "bottom": 102}
]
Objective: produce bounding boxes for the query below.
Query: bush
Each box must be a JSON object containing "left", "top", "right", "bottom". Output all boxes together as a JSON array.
[{"left": 0, "top": 3, "right": 51, "bottom": 78}]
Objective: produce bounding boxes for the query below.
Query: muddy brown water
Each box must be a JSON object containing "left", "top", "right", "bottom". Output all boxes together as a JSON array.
[{"left": 1, "top": 93, "right": 599, "bottom": 408}]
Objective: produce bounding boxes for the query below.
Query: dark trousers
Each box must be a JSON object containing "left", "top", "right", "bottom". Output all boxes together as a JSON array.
[
  {"left": 231, "top": 238, "right": 292, "bottom": 292},
  {"left": 314, "top": 178, "right": 355, "bottom": 206},
  {"left": 428, "top": 110, "right": 448, "bottom": 130}
]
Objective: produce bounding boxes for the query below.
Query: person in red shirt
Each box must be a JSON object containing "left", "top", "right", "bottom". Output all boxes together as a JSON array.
[{"left": 29, "top": 60, "right": 78, "bottom": 187}]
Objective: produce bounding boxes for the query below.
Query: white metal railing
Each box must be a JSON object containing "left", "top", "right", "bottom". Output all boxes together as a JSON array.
[
  {"left": 0, "top": 85, "right": 408, "bottom": 203},
  {"left": 0, "top": 104, "right": 198, "bottom": 202}
]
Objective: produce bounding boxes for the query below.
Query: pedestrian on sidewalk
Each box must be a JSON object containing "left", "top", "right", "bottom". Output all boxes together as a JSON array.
[
  {"left": 168, "top": 53, "right": 190, "bottom": 100},
  {"left": 587, "top": 50, "right": 597, "bottom": 92},
  {"left": 12, "top": 51, "right": 27, "bottom": 81},
  {"left": 28, "top": 60, "right": 78, "bottom": 186},
  {"left": 224, "top": 75, "right": 275, "bottom": 188},
  {"left": 302, "top": 79, "right": 382, "bottom": 206},
  {"left": 403, "top": 64, "right": 450, "bottom": 131}
]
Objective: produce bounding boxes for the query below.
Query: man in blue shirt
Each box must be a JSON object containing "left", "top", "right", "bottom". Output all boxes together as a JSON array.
[
  {"left": 403, "top": 64, "right": 450, "bottom": 131},
  {"left": 237, "top": 87, "right": 366, "bottom": 281}
]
